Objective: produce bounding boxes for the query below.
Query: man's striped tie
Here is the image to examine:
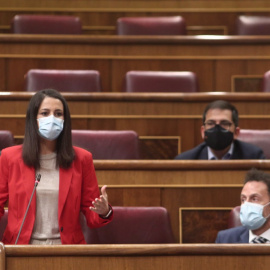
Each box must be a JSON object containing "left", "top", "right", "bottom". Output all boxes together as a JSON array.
[{"left": 251, "top": 236, "right": 270, "bottom": 244}]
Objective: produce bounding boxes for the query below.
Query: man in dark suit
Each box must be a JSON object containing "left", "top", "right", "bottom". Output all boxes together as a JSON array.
[
  {"left": 216, "top": 169, "right": 270, "bottom": 243},
  {"left": 175, "top": 100, "right": 265, "bottom": 160}
]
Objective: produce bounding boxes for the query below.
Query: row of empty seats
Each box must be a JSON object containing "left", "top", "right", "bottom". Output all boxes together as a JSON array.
[
  {"left": 25, "top": 69, "right": 198, "bottom": 93},
  {"left": 10, "top": 14, "right": 270, "bottom": 36},
  {"left": 11, "top": 15, "right": 186, "bottom": 35},
  {"left": 23, "top": 69, "right": 270, "bottom": 93},
  {"left": 2, "top": 129, "right": 270, "bottom": 159}
]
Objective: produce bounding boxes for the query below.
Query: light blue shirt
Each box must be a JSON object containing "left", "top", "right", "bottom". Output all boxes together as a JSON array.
[{"left": 208, "top": 143, "right": 234, "bottom": 160}]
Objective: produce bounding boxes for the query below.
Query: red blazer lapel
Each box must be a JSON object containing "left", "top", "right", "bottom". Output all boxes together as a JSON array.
[
  {"left": 58, "top": 165, "right": 73, "bottom": 220},
  {"left": 19, "top": 159, "right": 36, "bottom": 214}
]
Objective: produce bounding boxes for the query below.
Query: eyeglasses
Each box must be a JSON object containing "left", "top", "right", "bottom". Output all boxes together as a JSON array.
[{"left": 204, "top": 120, "right": 233, "bottom": 131}]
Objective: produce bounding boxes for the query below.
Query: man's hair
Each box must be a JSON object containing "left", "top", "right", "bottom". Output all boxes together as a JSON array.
[
  {"left": 202, "top": 100, "right": 239, "bottom": 126},
  {"left": 244, "top": 168, "right": 270, "bottom": 195},
  {"left": 22, "top": 88, "right": 75, "bottom": 169}
]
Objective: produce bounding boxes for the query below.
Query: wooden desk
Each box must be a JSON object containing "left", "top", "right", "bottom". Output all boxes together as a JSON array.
[
  {"left": 3, "top": 91, "right": 270, "bottom": 115},
  {"left": 2, "top": 92, "right": 270, "bottom": 154},
  {"left": 1, "top": 35, "right": 270, "bottom": 92},
  {"left": 93, "top": 160, "right": 270, "bottom": 242},
  {"left": 1, "top": 0, "right": 270, "bottom": 35},
  {"left": 2, "top": 244, "right": 270, "bottom": 270}
]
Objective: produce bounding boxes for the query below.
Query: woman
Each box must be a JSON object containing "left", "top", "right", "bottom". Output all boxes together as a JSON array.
[{"left": 0, "top": 89, "right": 113, "bottom": 244}]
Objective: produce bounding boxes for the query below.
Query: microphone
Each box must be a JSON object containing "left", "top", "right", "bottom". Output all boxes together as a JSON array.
[{"left": 15, "top": 174, "right": 41, "bottom": 244}]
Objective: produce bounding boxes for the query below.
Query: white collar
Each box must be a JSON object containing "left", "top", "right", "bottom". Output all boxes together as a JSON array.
[{"left": 249, "top": 228, "right": 270, "bottom": 243}]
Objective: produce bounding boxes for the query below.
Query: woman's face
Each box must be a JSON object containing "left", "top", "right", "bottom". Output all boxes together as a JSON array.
[{"left": 37, "top": 97, "right": 64, "bottom": 120}]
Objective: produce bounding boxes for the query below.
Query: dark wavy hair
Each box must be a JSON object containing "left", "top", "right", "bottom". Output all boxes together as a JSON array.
[
  {"left": 22, "top": 89, "right": 75, "bottom": 169},
  {"left": 244, "top": 168, "right": 270, "bottom": 195},
  {"left": 202, "top": 100, "right": 239, "bottom": 127}
]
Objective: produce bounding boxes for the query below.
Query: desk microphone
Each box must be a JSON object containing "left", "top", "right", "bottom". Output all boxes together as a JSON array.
[{"left": 15, "top": 174, "right": 41, "bottom": 245}]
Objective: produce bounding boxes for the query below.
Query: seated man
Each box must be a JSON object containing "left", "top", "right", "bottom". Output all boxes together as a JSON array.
[
  {"left": 175, "top": 100, "right": 265, "bottom": 160},
  {"left": 216, "top": 168, "right": 270, "bottom": 243}
]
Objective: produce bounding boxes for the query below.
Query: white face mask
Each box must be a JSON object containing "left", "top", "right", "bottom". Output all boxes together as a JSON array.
[
  {"left": 37, "top": 115, "right": 64, "bottom": 141},
  {"left": 240, "top": 201, "right": 270, "bottom": 230}
]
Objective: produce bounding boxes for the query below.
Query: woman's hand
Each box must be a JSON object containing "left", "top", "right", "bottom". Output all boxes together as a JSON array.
[{"left": 89, "top": 185, "right": 110, "bottom": 216}]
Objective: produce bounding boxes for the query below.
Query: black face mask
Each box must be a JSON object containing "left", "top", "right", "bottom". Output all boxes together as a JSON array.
[{"left": 204, "top": 124, "right": 234, "bottom": 151}]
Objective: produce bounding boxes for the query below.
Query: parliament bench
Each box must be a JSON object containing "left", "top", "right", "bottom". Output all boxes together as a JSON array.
[
  {"left": 93, "top": 160, "right": 270, "bottom": 242},
  {"left": 1, "top": 0, "right": 270, "bottom": 35},
  {"left": 2, "top": 244, "right": 270, "bottom": 270},
  {"left": 2, "top": 92, "right": 270, "bottom": 155},
  {"left": 1, "top": 35, "right": 270, "bottom": 93}
]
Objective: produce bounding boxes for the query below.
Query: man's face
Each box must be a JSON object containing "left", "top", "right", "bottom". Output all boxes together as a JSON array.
[
  {"left": 201, "top": 108, "right": 239, "bottom": 139},
  {"left": 241, "top": 181, "right": 270, "bottom": 218}
]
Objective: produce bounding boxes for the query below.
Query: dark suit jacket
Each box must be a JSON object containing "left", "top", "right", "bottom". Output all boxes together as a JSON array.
[
  {"left": 175, "top": 140, "right": 265, "bottom": 160},
  {"left": 215, "top": 226, "right": 249, "bottom": 243}
]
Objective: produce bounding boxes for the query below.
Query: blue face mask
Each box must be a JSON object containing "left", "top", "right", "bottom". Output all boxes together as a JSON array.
[
  {"left": 37, "top": 115, "right": 64, "bottom": 141},
  {"left": 240, "top": 201, "right": 270, "bottom": 230}
]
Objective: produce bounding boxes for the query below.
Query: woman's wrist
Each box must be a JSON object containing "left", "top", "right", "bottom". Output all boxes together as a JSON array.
[{"left": 100, "top": 205, "right": 113, "bottom": 219}]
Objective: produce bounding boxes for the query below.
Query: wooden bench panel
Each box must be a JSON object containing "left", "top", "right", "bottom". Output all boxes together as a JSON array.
[
  {"left": 1, "top": 1, "right": 270, "bottom": 35},
  {"left": 8, "top": 115, "right": 270, "bottom": 153},
  {"left": 179, "top": 207, "right": 232, "bottom": 243},
  {"left": 4, "top": 244, "right": 270, "bottom": 270},
  {"left": 2, "top": 92, "right": 270, "bottom": 153},
  {"left": 1, "top": 36, "right": 270, "bottom": 92},
  {"left": 93, "top": 160, "right": 270, "bottom": 241}
]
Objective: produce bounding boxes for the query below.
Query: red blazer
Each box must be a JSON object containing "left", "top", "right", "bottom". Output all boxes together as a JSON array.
[{"left": 0, "top": 145, "right": 112, "bottom": 244}]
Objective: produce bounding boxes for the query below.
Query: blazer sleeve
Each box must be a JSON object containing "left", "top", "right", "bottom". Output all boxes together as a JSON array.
[
  {"left": 0, "top": 150, "right": 9, "bottom": 219},
  {"left": 79, "top": 150, "right": 112, "bottom": 228}
]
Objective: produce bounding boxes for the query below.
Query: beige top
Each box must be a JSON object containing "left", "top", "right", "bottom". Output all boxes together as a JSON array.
[{"left": 30, "top": 152, "right": 61, "bottom": 245}]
